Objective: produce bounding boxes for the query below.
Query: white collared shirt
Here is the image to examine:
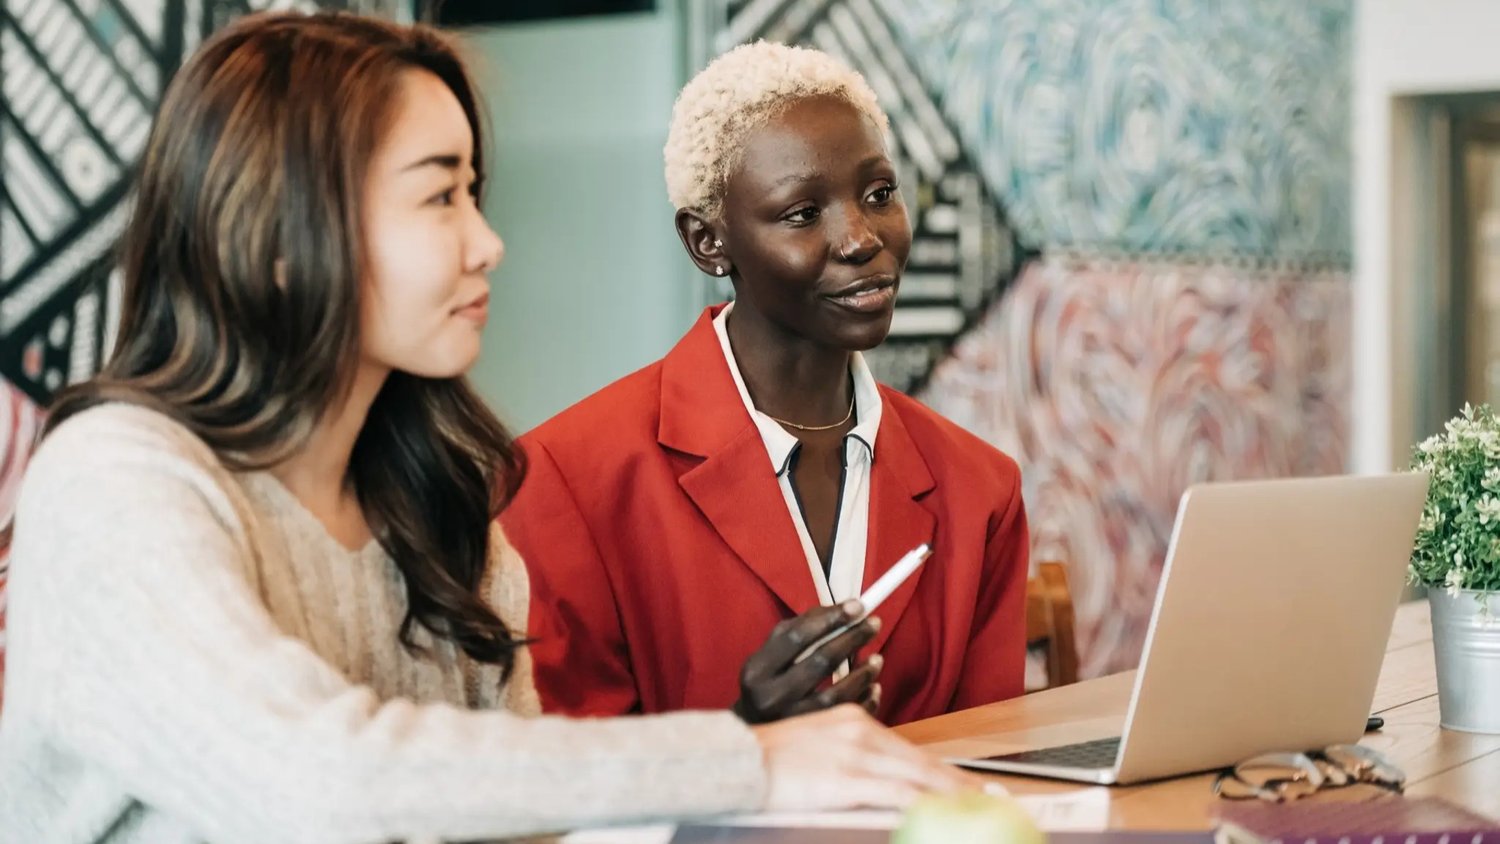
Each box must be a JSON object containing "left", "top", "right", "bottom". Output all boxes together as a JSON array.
[{"left": 712, "top": 302, "right": 882, "bottom": 608}]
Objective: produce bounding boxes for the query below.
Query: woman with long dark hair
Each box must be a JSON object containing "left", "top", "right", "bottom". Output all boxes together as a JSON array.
[{"left": 0, "top": 13, "right": 973, "bottom": 842}]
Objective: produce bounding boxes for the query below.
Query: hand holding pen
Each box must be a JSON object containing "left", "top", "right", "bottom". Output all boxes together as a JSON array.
[
  {"left": 731, "top": 543, "right": 932, "bottom": 724},
  {"left": 731, "top": 600, "right": 882, "bottom": 724}
]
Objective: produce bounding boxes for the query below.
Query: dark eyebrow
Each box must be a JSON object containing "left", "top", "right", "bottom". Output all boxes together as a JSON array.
[{"left": 401, "top": 153, "right": 463, "bottom": 173}]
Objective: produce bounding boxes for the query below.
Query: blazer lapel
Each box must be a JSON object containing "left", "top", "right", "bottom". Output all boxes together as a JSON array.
[
  {"left": 678, "top": 431, "right": 821, "bottom": 614},
  {"left": 863, "top": 392, "right": 937, "bottom": 655},
  {"left": 660, "top": 307, "right": 822, "bottom": 614}
]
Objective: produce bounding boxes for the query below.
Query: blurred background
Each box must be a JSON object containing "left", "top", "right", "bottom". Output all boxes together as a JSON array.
[{"left": 2, "top": 0, "right": 1495, "bottom": 680}]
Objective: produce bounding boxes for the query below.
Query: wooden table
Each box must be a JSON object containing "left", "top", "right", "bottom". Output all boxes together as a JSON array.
[{"left": 893, "top": 601, "right": 1500, "bottom": 830}]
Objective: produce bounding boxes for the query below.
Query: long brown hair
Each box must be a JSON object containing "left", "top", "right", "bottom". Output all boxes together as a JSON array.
[{"left": 41, "top": 11, "right": 528, "bottom": 674}]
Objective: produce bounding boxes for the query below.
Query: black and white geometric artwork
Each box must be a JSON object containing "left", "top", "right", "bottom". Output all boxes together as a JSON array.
[
  {"left": 693, "top": 0, "right": 1029, "bottom": 393},
  {"left": 0, "top": 0, "right": 404, "bottom": 406}
]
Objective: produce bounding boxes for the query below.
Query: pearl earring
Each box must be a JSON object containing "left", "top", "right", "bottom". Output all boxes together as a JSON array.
[{"left": 715, "top": 266, "right": 726, "bottom": 276}]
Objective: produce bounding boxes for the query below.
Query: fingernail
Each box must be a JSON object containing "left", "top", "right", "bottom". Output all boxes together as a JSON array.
[
  {"left": 867, "top": 616, "right": 882, "bottom": 632},
  {"left": 983, "top": 781, "right": 1011, "bottom": 797},
  {"left": 868, "top": 654, "right": 884, "bottom": 671},
  {"left": 842, "top": 599, "right": 863, "bottom": 616}
]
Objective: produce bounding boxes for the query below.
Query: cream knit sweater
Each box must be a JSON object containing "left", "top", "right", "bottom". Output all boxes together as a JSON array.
[{"left": 0, "top": 403, "right": 765, "bottom": 843}]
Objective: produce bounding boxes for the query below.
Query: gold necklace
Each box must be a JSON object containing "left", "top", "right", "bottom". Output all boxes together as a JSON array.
[{"left": 766, "top": 395, "right": 856, "bottom": 432}]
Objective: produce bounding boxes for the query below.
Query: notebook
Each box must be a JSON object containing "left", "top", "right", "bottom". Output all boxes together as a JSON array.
[{"left": 1214, "top": 796, "right": 1500, "bottom": 844}]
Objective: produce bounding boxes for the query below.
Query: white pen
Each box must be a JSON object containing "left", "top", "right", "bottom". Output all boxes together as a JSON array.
[{"left": 792, "top": 543, "right": 932, "bottom": 664}]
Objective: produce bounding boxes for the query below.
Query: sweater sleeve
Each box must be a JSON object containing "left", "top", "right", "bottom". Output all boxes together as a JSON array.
[{"left": 6, "top": 405, "right": 766, "bottom": 844}]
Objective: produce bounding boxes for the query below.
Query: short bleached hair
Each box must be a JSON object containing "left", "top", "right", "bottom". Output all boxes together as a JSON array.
[{"left": 664, "top": 41, "right": 890, "bottom": 219}]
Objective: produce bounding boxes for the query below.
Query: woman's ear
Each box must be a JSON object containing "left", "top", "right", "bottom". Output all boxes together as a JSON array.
[
  {"left": 674, "top": 209, "right": 731, "bottom": 278},
  {"left": 273, "top": 259, "right": 288, "bottom": 292}
]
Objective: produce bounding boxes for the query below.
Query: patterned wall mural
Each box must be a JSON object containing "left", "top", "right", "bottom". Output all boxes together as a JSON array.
[
  {"left": 1, "top": 0, "right": 1354, "bottom": 690},
  {"left": 702, "top": 0, "right": 1354, "bottom": 678},
  {"left": 878, "top": 0, "right": 1352, "bottom": 263},
  {"left": 925, "top": 258, "right": 1350, "bottom": 676}
]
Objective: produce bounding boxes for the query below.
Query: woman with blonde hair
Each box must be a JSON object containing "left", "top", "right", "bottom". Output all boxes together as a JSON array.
[
  {"left": 504, "top": 42, "right": 1030, "bottom": 727},
  {"left": 0, "top": 14, "right": 972, "bottom": 843}
]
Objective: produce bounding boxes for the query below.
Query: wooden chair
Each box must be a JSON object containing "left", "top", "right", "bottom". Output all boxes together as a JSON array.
[{"left": 1026, "top": 560, "right": 1080, "bottom": 688}]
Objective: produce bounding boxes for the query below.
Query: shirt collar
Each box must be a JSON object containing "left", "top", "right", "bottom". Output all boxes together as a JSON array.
[{"left": 712, "top": 302, "right": 881, "bottom": 476}]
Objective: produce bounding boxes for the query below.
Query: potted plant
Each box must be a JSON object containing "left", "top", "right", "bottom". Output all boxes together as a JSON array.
[{"left": 1409, "top": 403, "right": 1500, "bottom": 733}]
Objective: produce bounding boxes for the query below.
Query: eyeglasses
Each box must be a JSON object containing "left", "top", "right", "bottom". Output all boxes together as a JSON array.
[{"left": 1213, "top": 744, "right": 1406, "bottom": 802}]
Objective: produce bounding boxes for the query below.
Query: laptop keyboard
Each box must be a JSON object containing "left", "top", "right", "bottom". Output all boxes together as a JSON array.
[{"left": 978, "top": 736, "right": 1122, "bottom": 769}]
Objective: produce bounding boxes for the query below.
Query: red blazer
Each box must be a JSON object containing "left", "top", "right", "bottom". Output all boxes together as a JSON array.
[{"left": 500, "top": 306, "right": 1030, "bottom": 725}]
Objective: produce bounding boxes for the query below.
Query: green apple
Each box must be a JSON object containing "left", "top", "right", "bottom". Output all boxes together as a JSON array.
[{"left": 891, "top": 792, "right": 1047, "bottom": 844}]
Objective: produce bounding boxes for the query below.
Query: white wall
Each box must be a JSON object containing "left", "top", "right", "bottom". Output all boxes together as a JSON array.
[
  {"left": 459, "top": 12, "right": 702, "bottom": 432},
  {"left": 1355, "top": 0, "right": 1500, "bottom": 471}
]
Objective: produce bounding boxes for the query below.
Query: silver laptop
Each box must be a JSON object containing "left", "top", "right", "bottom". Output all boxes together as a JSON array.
[{"left": 952, "top": 473, "right": 1430, "bottom": 785}]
